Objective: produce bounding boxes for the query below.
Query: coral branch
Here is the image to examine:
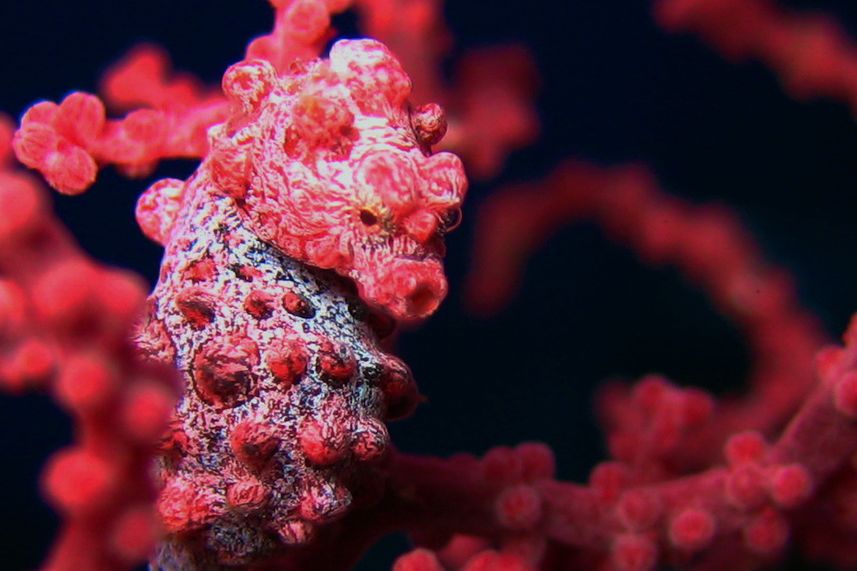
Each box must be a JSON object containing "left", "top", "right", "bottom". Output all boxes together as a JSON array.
[
  {"left": 12, "top": 89, "right": 227, "bottom": 195},
  {"left": 99, "top": 44, "right": 217, "bottom": 112},
  {"left": 0, "top": 113, "right": 178, "bottom": 571},
  {"left": 465, "top": 162, "right": 824, "bottom": 467},
  {"left": 377, "top": 320, "right": 857, "bottom": 569},
  {"left": 247, "top": 0, "right": 351, "bottom": 73},
  {"left": 654, "top": 0, "right": 857, "bottom": 114}
]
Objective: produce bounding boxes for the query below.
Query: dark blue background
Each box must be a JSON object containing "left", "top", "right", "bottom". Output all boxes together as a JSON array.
[{"left": 1, "top": 0, "right": 856, "bottom": 568}]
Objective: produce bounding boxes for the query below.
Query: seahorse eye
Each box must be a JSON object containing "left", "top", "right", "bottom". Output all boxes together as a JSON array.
[{"left": 359, "top": 209, "right": 379, "bottom": 226}]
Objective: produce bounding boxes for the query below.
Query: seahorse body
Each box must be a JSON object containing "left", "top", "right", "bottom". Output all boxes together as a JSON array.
[{"left": 135, "top": 39, "right": 466, "bottom": 567}]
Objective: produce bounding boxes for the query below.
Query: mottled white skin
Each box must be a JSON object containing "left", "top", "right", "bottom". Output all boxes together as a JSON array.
[{"left": 140, "top": 176, "right": 409, "bottom": 568}]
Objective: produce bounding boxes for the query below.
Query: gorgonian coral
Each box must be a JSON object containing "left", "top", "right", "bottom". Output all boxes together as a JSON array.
[{"left": 4, "top": 1, "right": 857, "bottom": 570}]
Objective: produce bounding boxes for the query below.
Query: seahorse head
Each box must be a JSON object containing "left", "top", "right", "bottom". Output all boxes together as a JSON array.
[{"left": 206, "top": 39, "right": 467, "bottom": 321}]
